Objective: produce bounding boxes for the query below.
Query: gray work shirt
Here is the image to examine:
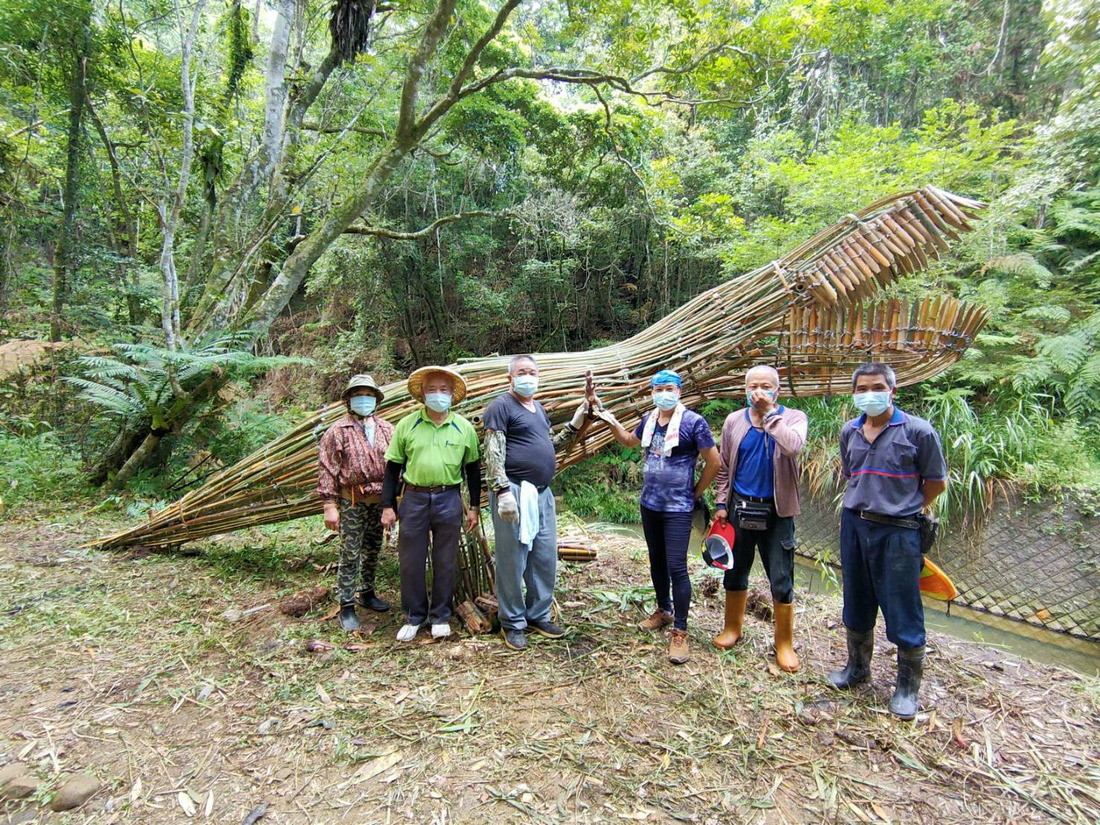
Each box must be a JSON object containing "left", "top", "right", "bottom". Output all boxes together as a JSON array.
[{"left": 839, "top": 407, "right": 947, "bottom": 517}]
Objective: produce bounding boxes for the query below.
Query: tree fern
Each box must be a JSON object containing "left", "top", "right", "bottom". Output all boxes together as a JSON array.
[{"left": 1036, "top": 332, "right": 1091, "bottom": 374}]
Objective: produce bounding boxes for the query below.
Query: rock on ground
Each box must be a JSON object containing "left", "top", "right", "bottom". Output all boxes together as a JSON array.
[{"left": 49, "top": 773, "right": 101, "bottom": 811}]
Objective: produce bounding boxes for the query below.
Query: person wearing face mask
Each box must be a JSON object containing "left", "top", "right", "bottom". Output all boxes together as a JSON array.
[
  {"left": 712, "top": 365, "right": 807, "bottom": 672},
  {"left": 596, "top": 369, "right": 720, "bottom": 665},
  {"left": 482, "top": 355, "right": 590, "bottom": 651},
  {"left": 317, "top": 374, "right": 395, "bottom": 631},
  {"left": 829, "top": 362, "right": 947, "bottom": 720},
  {"left": 380, "top": 367, "right": 481, "bottom": 643}
]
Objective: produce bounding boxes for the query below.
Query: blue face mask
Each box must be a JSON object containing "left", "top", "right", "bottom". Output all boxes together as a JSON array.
[
  {"left": 746, "top": 389, "right": 778, "bottom": 407},
  {"left": 853, "top": 390, "right": 891, "bottom": 416},
  {"left": 425, "top": 392, "right": 452, "bottom": 414},
  {"left": 512, "top": 376, "right": 538, "bottom": 398},
  {"left": 653, "top": 391, "right": 679, "bottom": 411},
  {"left": 348, "top": 395, "right": 376, "bottom": 417}
]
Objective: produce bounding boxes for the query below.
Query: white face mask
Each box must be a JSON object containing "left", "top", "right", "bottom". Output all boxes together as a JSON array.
[
  {"left": 512, "top": 376, "right": 538, "bottom": 397},
  {"left": 348, "top": 396, "right": 376, "bottom": 417},
  {"left": 652, "top": 391, "right": 679, "bottom": 411},
  {"left": 853, "top": 390, "right": 891, "bottom": 416},
  {"left": 425, "top": 392, "right": 452, "bottom": 413}
]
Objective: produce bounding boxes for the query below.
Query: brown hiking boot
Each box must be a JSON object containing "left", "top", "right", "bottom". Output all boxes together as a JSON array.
[
  {"left": 668, "top": 629, "right": 690, "bottom": 664},
  {"left": 638, "top": 609, "right": 674, "bottom": 631}
]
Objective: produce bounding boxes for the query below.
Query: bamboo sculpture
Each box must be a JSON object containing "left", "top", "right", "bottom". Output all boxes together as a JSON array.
[{"left": 94, "top": 186, "right": 988, "bottom": 554}]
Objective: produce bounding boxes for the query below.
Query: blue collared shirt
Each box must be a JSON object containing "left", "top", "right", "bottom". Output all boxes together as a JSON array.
[{"left": 839, "top": 407, "right": 947, "bottom": 517}]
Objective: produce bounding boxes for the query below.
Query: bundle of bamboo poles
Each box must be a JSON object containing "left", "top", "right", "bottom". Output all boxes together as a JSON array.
[
  {"left": 558, "top": 540, "right": 599, "bottom": 563},
  {"left": 92, "top": 186, "right": 988, "bottom": 553}
]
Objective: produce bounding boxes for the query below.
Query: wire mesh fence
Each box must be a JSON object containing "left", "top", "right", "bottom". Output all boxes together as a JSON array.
[{"left": 795, "top": 487, "right": 1100, "bottom": 640}]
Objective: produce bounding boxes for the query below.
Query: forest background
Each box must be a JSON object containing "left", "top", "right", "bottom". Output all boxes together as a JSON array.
[{"left": 0, "top": 0, "right": 1098, "bottom": 526}]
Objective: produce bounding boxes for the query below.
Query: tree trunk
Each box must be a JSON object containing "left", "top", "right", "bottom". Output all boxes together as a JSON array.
[
  {"left": 110, "top": 430, "right": 165, "bottom": 490},
  {"left": 89, "top": 423, "right": 148, "bottom": 486},
  {"left": 50, "top": 14, "right": 91, "bottom": 342}
]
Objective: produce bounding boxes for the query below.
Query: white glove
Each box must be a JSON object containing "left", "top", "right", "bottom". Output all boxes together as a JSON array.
[
  {"left": 496, "top": 490, "right": 520, "bottom": 523},
  {"left": 594, "top": 407, "right": 620, "bottom": 428},
  {"left": 569, "top": 401, "right": 590, "bottom": 429}
]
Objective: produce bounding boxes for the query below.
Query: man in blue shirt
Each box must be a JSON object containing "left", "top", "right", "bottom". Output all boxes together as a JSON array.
[
  {"left": 829, "top": 363, "right": 947, "bottom": 720},
  {"left": 712, "top": 366, "right": 807, "bottom": 673}
]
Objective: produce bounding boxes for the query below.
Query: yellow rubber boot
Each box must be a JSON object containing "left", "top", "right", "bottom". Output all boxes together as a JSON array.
[
  {"left": 713, "top": 590, "right": 748, "bottom": 649},
  {"left": 773, "top": 601, "right": 800, "bottom": 672}
]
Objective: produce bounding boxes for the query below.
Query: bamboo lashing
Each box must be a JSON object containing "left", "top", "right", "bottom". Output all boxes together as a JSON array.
[{"left": 92, "top": 186, "right": 989, "bottom": 552}]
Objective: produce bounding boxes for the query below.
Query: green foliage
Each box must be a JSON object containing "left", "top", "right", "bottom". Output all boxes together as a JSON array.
[
  {"left": 558, "top": 446, "right": 644, "bottom": 523},
  {"left": 0, "top": 431, "right": 90, "bottom": 509},
  {"left": 66, "top": 334, "right": 311, "bottom": 429}
]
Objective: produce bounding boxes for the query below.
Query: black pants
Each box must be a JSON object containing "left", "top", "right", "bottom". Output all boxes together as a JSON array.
[
  {"left": 397, "top": 488, "right": 462, "bottom": 625},
  {"left": 640, "top": 505, "right": 693, "bottom": 630},
  {"left": 723, "top": 504, "right": 796, "bottom": 604}
]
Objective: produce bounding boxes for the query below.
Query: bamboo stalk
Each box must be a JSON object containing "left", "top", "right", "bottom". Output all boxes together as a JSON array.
[{"left": 91, "top": 187, "right": 988, "bottom": 553}]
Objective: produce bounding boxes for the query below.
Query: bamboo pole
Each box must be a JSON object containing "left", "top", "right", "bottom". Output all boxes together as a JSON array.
[{"left": 91, "top": 187, "right": 989, "bottom": 558}]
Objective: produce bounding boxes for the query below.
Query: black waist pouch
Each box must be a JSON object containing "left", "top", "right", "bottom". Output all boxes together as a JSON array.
[{"left": 733, "top": 499, "right": 772, "bottom": 531}]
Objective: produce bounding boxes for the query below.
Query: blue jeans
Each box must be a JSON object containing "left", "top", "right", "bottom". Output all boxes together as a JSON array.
[
  {"left": 640, "top": 506, "right": 693, "bottom": 630},
  {"left": 491, "top": 484, "right": 558, "bottom": 631},
  {"left": 840, "top": 508, "right": 925, "bottom": 649},
  {"left": 397, "top": 488, "right": 462, "bottom": 624}
]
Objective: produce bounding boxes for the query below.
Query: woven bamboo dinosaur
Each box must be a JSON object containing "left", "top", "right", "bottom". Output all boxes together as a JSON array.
[{"left": 94, "top": 186, "right": 988, "bottom": 551}]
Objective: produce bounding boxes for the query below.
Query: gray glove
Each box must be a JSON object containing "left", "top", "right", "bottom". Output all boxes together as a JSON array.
[{"left": 496, "top": 490, "right": 520, "bottom": 523}]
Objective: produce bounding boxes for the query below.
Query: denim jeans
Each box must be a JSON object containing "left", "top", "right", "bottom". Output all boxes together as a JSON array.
[
  {"left": 640, "top": 506, "right": 693, "bottom": 630},
  {"left": 491, "top": 483, "right": 558, "bottom": 631},
  {"left": 840, "top": 507, "right": 925, "bottom": 649}
]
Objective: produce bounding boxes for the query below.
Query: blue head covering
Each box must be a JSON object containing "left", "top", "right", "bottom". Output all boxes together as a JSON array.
[{"left": 651, "top": 369, "right": 682, "bottom": 388}]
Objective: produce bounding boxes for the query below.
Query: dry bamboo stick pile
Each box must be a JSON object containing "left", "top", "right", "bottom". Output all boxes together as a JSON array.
[{"left": 92, "top": 186, "right": 987, "bottom": 552}]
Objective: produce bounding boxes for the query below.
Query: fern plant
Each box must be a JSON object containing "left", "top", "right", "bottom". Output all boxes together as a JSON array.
[{"left": 66, "top": 332, "right": 309, "bottom": 487}]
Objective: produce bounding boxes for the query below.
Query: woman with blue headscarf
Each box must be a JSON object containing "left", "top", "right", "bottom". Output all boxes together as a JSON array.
[{"left": 596, "top": 369, "right": 720, "bottom": 665}]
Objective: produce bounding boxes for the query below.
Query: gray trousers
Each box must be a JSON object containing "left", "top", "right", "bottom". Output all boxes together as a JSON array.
[
  {"left": 491, "top": 484, "right": 558, "bottom": 631},
  {"left": 397, "top": 488, "right": 462, "bottom": 624}
]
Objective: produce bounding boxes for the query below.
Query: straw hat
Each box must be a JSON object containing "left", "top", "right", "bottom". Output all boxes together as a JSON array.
[
  {"left": 341, "top": 374, "right": 385, "bottom": 402},
  {"left": 407, "top": 366, "right": 467, "bottom": 404}
]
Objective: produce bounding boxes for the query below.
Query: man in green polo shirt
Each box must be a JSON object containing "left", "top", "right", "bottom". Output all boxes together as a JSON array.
[{"left": 381, "top": 366, "right": 481, "bottom": 643}]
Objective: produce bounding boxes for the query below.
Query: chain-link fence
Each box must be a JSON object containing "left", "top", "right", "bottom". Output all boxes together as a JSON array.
[{"left": 795, "top": 487, "right": 1100, "bottom": 640}]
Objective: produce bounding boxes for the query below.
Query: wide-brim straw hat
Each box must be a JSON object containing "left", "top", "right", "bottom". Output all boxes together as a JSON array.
[
  {"left": 341, "top": 374, "right": 385, "bottom": 402},
  {"left": 407, "top": 366, "right": 467, "bottom": 404}
]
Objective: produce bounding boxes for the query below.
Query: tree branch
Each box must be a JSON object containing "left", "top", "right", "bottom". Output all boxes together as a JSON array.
[
  {"left": 344, "top": 210, "right": 509, "bottom": 240},
  {"left": 412, "top": 0, "right": 522, "bottom": 140},
  {"left": 456, "top": 65, "right": 756, "bottom": 109},
  {"left": 397, "top": 0, "right": 459, "bottom": 143},
  {"left": 302, "top": 121, "right": 387, "bottom": 138}
]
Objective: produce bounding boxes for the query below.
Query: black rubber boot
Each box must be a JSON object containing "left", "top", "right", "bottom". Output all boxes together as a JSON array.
[
  {"left": 356, "top": 590, "right": 390, "bottom": 612},
  {"left": 889, "top": 645, "right": 925, "bottom": 720},
  {"left": 828, "top": 628, "right": 874, "bottom": 689},
  {"left": 338, "top": 602, "right": 361, "bottom": 632}
]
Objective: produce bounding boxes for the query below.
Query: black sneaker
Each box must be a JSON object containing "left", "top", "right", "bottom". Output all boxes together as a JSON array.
[
  {"left": 500, "top": 628, "right": 527, "bottom": 650},
  {"left": 527, "top": 619, "right": 565, "bottom": 639},
  {"left": 356, "top": 591, "right": 391, "bottom": 612}
]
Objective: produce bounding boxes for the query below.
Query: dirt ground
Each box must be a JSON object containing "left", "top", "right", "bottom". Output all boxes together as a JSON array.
[{"left": 1, "top": 510, "right": 1097, "bottom": 824}]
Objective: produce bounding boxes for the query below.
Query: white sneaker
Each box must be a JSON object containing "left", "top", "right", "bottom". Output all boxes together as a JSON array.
[
  {"left": 431, "top": 622, "right": 453, "bottom": 640},
  {"left": 396, "top": 623, "right": 421, "bottom": 642}
]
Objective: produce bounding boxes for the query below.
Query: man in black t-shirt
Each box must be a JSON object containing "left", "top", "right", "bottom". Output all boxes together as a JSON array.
[{"left": 483, "top": 355, "right": 587, "bottom": 651}]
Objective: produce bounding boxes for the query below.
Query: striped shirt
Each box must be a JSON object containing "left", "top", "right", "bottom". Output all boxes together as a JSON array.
[{"left": 840, "top": 407, "right": 947, "bottom": 517}]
